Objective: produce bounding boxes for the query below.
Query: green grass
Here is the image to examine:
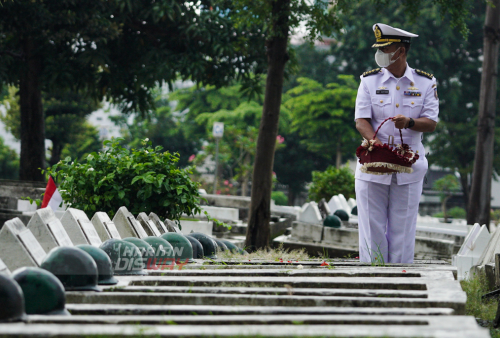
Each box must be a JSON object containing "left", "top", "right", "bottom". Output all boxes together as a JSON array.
[
  {"left": 217, "top": 243, "right": 309, "bottom": 262},
  {"left": 461, "top": 272, "right": 500, "bottom": 338}
]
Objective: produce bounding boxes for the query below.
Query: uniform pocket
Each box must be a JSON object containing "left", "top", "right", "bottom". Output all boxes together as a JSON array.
[
  {"left": 403, "top": 99, "right": 423, "bottom": 118},
  {"left": 371, "top": 97, "right": 392, "bottom": 118}
]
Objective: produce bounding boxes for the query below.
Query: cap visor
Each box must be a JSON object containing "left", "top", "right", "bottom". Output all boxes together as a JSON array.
[{"left": 372, "top": 41, "right": 395, "bottom": 48}]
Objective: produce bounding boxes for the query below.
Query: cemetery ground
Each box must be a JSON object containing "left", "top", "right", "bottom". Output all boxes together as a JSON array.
[
  {"left": 0, "top": 244, "right": 491, "bottom": 337},
  {"left": 0, "top": 184, "right": 494, "bottom": 337}
]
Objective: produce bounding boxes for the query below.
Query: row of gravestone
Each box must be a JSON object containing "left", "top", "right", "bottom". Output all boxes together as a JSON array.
[
  {"left": 0, "top": 205, "right": 240, "bottom": 273},
  {"left": 0, "top": 204, "right": 247, "bottom": 322},
  {"left": 297, "top": 194, "right": 357, "bottom": 226},
  {"left": 452, "top": 222, "right": 500, "bottom": 281}
]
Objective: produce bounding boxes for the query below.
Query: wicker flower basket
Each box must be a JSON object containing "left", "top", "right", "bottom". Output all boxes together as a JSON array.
[{"left": 356, "top": 117, "right": 419, "bottom": 175}]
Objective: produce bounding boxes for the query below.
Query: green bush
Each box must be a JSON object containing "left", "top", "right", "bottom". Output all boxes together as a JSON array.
[
  {"left": 271, "top": 191, "right": 288, "bottom": 206},
  {"left": 45, "top": 138, "right": 202, "bottom": 219},
  {"left": 433, "top": 207, "right": 466, "bottom": 219},
  {"left": 308, "top": 165, "right": 355, "bottom": 202},
  {"left": 448, "top": 206, "right": 466, "bottom": 219}
]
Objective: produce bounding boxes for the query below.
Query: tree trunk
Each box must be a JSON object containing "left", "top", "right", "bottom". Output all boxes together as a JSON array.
[
  {"left": 467, "top": 1, "right": 500, "bottom": 228},
  {"left": 442, "top": 195, "right": 451, "bottom": 223},
  {"left": 245, "top": 0, "right": 290, "bottom": 250},
  {"left": 49, "top": 140, "right": 63, "bottom": 167},
  {"left": 19, "top": 37, "right": 45, "bottom": 182},
  {"left": 241, "top": 153, "right": 250, "bottom": 197}
]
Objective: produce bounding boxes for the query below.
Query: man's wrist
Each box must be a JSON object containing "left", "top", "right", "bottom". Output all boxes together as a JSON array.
[{"left": 405, "top": 118, "right": 415, "bottom": 129}]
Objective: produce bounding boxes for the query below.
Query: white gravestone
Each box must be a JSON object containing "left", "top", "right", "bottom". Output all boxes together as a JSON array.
[
  {"left": 112, "top": 206, "right": 148, "bottom": 239},
  {"left": 453, "top": 223, "right": 490, "bottom": 280},
  {"left": 317, "top": 199, "right": 331, "bottom": 220},
  {"left": 337, "top": 194, "right": 352, "bottom": 214},
  {"left": 164, "top": 218, "right": 182, "bottom": 233},
  {"left": 327, "top": 196, "right": 342, "bottom": 215},
  {"left": 91, "top": 212, "right": 121, "bottom": 241},
  {"left": 0, "top": 218, "right": 47, "bottom": 271},
  {"left": 0, "top": 258, "right": 10, "bottom": 275},
  {"left": 137, "top": 213, "right": 161, "bottom": 237},
  {"left": 60, "top": 208, "right": 101, "bottom": 246},
  {"left": 476, "top": 224, "right": 500, "bottom": 267},
  {"left": 347, "top": 198, "right": 357, "bottom": 209},
  {"left": 297, "top": 202, "right": 322, "bottom": 225},
  {"left": 149, "top": 212, "right": 168, "bottom": 234},
  {"left": 27, "top": 208, "right": 73, "bottom": 252}
]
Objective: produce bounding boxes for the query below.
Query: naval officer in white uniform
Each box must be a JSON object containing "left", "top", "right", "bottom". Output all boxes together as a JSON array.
[{"left": 354, "top": 23, "right": 439, "bottom": 264}]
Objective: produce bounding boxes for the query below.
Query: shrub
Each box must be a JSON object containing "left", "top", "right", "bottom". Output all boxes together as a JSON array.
[
  {"left": 433, "top": 207, "right": 466, "bottom": 219},
  {"left": 308, "top": 165, "right": 355, "bottom": 202},
  {"left": 271, "top": 191, "right": 288, "bottom": 206},
  {"left": 45, "top": 138, "right": 202, "bottom": 220},
  {"left": 448, "top": 206, "right": 466, "bottom": 219}
]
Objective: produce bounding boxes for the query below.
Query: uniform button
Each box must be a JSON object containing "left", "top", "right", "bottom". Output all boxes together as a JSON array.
[
  {"left": 396, "top": 86, "right": 400, "bottom": 90},
  {"left": 411, "top": 101, "right": 414, "bottom": 105},
  {"left": 380, "top": 100, "right": 383, "bottom": 103},
  {"left": 396, "top": 103, "right": 399, "bottom": 108}
]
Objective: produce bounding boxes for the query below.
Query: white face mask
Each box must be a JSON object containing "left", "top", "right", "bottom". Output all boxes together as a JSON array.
[{"left": 374, "top": 47, "right": 401, "bottom": 68}]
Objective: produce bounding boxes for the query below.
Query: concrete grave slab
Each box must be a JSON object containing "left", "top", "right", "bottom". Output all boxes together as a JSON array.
[
  {"left": 327, "top": 195, "right": 342, "bottom": 214},
  {"left": 297, "top": 202, "right": 322, "bottom": 225},
  {"left": 137, "top": 213, "right": 161, "bottom": 237},
  {"left": 27, "top": 208, "right": 73, "bottom": 252},
  {"left": 149, "top": 212, "right": 168, "bottom": 234},
  {"left": 0, "top": 258, "right": 10, "bottom": 275},
  {"left": 291, "top": 221, "right": 323, "bottom": 242},
  {"left": 475, "top": 222, "right": 500, "bottom": 268},
  {"left": 0, "top": 217, "right": 46, "bottom": 271},
  {"left": 317, "top": 199, "right": 331, "bottom": 219},
  {"left": 164, "top": 218, "right": 182, "bottom": 233},
  {"left": 0, "top": 317, "right": 489, "bottom": 337},
  {"left": 67, "top": 303, "right": 456, "bottom": 316},
  {"left": 91, "top": 212, "right": 121, "bottom": 240},
  {"left": 322, "top": 226, "right": 358, "bottom": 248},
  {"left": 200, "top": 205, "right": 239, "bottom": 221},
  {"left": 338, "top": 194, "right": 352, "bottom": 214},
  {"left": 453, "top": 224, "right": 490, "bottom": 280},
  {"left": 60, "top": 208, "right": 102, "bottom": 247},
  {"left": 112, "top": 206, "right": 148, "bottom": 239},
  {"left": 348, "top": 198, "right": 357, "bottom": 209},
  {"left": 179, "top": 220, "right": 213, "bottom": 235}
]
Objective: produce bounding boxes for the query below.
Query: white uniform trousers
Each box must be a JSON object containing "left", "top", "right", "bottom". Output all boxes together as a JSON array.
[{"left": 355, "top": 174, "right": 423, "bottom": 264}]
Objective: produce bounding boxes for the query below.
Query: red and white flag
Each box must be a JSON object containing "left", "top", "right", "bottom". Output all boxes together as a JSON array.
[{"left": 41, "top": 177, "right": 63, "bottom": 211}]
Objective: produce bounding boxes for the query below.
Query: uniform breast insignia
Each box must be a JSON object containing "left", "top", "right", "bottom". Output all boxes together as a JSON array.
[
  {"left": 415, "top": 69, "right": 434, "bottom": 79},
  {"left": 404, "top": 91, "right": 422, "bottom": 97},
  {"left": 376, "top": 86, "right": 389, "bottom": 94},
  {"left": 362, "top": 68, "right": 382, "bottom": 77}
]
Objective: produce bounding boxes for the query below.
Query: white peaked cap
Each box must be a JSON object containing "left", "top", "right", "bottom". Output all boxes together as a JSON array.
[{"left": 372, "top": 23, "right": 418, "bottom": 48}]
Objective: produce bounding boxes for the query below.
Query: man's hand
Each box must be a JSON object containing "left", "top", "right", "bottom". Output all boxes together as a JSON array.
[{"left": 392, "top": 115, "right": 409, "bottom": 129}]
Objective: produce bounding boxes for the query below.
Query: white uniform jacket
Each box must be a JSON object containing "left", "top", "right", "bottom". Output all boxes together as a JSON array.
[{"left": 354, "top": 64, "right": 439, "bottom": 185}]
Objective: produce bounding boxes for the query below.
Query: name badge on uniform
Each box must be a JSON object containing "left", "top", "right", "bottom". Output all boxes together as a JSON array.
[
  {"left": 404, "top": 91, "right": 421, "bottom": 97},
  {"left": 376, "top": 89, "right": 389, "bottom": 94}
]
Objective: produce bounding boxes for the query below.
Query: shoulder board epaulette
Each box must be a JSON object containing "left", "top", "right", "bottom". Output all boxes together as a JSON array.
[
  {"left": 415, "top": 69, "right": 434, "bottom": 79},
  {"left": 362, "top": 68, "right": 381, "bottom": 77}
]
